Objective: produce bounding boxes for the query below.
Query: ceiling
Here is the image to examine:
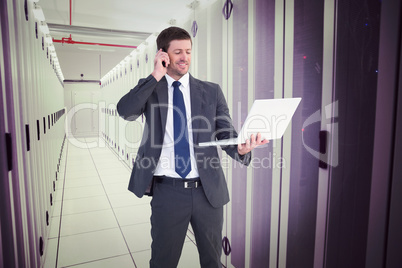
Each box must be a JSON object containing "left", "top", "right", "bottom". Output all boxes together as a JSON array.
[{"left": 39, "top": 0, "right": 203, "bottom": 81}]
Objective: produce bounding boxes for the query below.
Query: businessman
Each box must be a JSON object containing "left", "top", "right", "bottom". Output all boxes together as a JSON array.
[{"left": 117, "top": 26, "right": 268, "bottom": 268}]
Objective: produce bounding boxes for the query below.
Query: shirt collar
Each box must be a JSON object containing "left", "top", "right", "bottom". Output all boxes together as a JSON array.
[{"left": 165, "top": 72, "right": 190, "bottom": 88}]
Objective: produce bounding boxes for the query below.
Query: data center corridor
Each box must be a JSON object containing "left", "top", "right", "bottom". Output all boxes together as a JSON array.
[{"left": 44, "top": 138, "right": 201, "bottom": 268}]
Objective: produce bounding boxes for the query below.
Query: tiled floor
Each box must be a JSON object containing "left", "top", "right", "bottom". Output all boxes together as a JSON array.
[{"left": 44, "top": 137, "right": 201, "bottom": 268}]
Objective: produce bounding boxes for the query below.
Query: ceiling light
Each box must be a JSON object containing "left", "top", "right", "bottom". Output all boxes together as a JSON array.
[{"left": 77, "top": 47, "right": 115, "bottom": 52}]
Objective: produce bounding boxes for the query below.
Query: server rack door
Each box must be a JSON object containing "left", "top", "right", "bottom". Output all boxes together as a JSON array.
[
  {"left": 250, "top": 0, "right": 275, "bottom": 267},
  {"left": 385, "top": 56, "right": 402, "bottom": 267},
  {"left": 0, "top": 3, "right": 18, "bottom": 264},
  {"left": 324, "top": 0, "right": 381, "bottom": 267},
  {"left": 285, "top": 0, "right": 325, "bottom": 267},
  {"left": 229, "top": 1, "right": 250, "bottom": 267},
  {"left": 29, "top": 11, "right": 46, "bottom": 268},
  {"left": 14, "top": 0, "right": 44, "bottom": 266},
  {"left": 116, "top": 82, "right": 121, "bottom": 157},
  {"left": 91, "top": 92, "right": 100, "bottom": 138},
  {"left": 31, "top": 20, "right": 48, "bottom": 268},
  {"left": 120, "top": 63, "right": 128, "bottom": 165},
  {"left": 0, "top": 0, "right": 31, "bottom": 265},
  {"left": 366, "top": 0, "right": 401, "bottom": 267},
  {"left": 313, "top": 0, "right": 338, "bottom": 267},
  {"left": 70, "top": 90, "right": 77, "bottom": 137}
]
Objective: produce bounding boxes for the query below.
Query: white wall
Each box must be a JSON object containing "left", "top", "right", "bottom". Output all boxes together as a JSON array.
[
  {"left": 64, "top": 83, "right": 100, "bottom": 138},
  {"left": 57, "top": 48, "right": 133, "bottom": 81}
]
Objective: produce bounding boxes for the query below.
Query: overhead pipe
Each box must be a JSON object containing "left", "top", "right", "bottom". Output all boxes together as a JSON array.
[
  {"left": 52, "top": 36, "right": 137, "bottom": 48},
  {"left": 54, "top": 0, "right": 137, "bottom": 48},
  {"left": 47, "top": 23, "right": 151, "bottom": 39}
]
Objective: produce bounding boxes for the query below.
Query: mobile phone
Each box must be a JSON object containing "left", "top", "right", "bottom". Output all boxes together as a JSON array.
[{"left": 162, "top": 48, "right": 166, "bottom": 67}]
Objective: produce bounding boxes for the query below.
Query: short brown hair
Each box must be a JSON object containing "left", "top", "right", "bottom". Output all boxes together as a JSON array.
[{"left": 156, "top": 27, "right": 192, "bottom": 52}]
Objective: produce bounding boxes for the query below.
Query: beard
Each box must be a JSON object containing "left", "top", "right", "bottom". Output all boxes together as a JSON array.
[{"left": 167, "top": 62, "right": 190, "bottom": 79}]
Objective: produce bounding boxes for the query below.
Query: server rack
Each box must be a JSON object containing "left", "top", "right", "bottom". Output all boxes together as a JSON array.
[{"left": 0, "top": 0, "right": 66, "bottom": 267}]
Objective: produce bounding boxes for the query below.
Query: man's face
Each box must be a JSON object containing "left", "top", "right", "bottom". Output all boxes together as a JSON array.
[{"left": 166, "top": 39, "right": 192, "bottom": 80}]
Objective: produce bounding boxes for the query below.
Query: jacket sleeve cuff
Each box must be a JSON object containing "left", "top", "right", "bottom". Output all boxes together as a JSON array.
[{"left": 236, "top": 151, "right": 252, "bottom": 166}]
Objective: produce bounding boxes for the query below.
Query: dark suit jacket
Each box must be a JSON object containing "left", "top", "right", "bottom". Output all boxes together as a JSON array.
[{"left": 117, "top": 74, "right": 251, "bottom": 208}]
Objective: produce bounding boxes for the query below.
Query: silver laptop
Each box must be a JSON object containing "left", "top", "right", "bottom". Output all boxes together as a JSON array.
[{"left": 198, "top": 98, "right": 302, "bottom": 146}]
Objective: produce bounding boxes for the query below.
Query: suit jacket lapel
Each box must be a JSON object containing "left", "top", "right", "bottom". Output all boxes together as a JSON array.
[
  {"left": 156, "top": 75, "right": 205, "bottom": 144},
  {"left": 189, "top": 75, "right": 205, "bottom": 144},
  {"left": 155, "top": 77, "right": 168, "bottom": 138}
]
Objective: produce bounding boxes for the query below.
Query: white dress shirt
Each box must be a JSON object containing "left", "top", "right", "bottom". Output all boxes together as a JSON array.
[{"left": 154, "top": 73, "right": 200, "bottom": 178}]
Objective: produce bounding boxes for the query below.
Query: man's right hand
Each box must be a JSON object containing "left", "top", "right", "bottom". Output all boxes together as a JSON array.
[{"left": 151, "top": 49, "right": 170, "bottom": 82}]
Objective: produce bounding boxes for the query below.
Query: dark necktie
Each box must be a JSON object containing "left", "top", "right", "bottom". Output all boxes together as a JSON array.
[{"left": 173, "top": 81, "right": 191, "bottom": 178}]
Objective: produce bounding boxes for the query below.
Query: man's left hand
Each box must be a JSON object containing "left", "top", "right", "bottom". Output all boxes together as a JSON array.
[{"left": 238, "top": 133, "right": 269, "bottom": 155}]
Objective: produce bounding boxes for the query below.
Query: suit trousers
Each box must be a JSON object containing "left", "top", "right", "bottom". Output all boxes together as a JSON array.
[{"left": 149, "top": 178, "right": 223, "bottom": 268}]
